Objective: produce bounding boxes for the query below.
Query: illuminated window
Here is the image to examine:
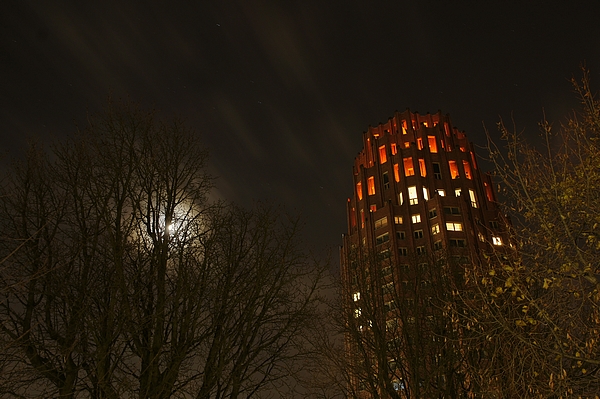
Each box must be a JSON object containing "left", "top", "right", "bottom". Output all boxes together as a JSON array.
[
  {"left": 353, "top": 292, "right": 361, "bottom": 301},
  {"left": 478, "top": 232, "right": 485, "bottom": 242},
  {"left": 396, "top": 231, "right": 406, "bottom": 239},
  {"left": 379, "top": 145, "right": 387, "bottom": 164},
  {"left": 446, "top": 222, "right": 463, "bottom": 231},
  {"left": 404, "top": 142, "right": 410, "bottom": 148},
  {"left": 354, "top": 308, "right": 362, "bottom": 318},
  {"left": 356, "top": 182, "right": 363, "bottom": 200},
  {"left": 398, "top": 192, "right": 403, "bottom": 205},
  {"left": 383, "top": 172, "right": 390, "bottom": 190},
  {"left": 394, "top": 216, "right": 403, "bottom": 224},
  {"left": 419, "top": 159, "right": 426, "bottom": 177},
  {"left": 423, "top": 187, "right": 429, "bottom": 201},
  {"left": 484, "top": 182, "right": 494, "bottom": 201},
  {"left": 370, "top": 204, "right": 377, "bottom": 212},
  {"left": 455, "top": 188, "right": 462, "bottom": 197},
  {"left": 417, "top": 138, "right": 424, "bottom": 150},
  {"left": 414, "top": 230, "right": 423, "bottom": 239},
  {"left": 431, "top": 224, "right": 440, "bottom": 234},
  {"left": 446, "top": 142, "right": 452, "bottom": 152},
  {"left": 402, "top": 120, "right": 408, "bottom": 135},
  {"left": 471, "top": 151, "right": 478, "bottom": 169},
  {"left": 375, "top": 217, "right": 388, "bottom": 229},
  {"left": 469, "top": 189, "right": 478, "bottom": 208},
  {"left": 393, "top": 164, "right": 400, "bottom": 182},
  {"left": 460, "top": 146, "right": 467, "bottom": 152},
  {"left": 463, "top": 160, "right": 472, "bottom": 179},
  {"left": 492, "top": 236, "right": 503, "bottom": 246},
  {"left": 428, "top": 136, "right": 438, "bottom": 153},
  {"left": 403, "top": 157, "right": 415, "bottom": 176},
  {"left": 360, "top": 209, "right": 365, "bottom": 228},
  {"left": 411, "top": 214, "right": 421, "bottom": 224},
  {"left": 367, "top": 176, "right": 376, "bottom": 195},
  {"left": 449, "top": 160, "right": 459, "bottom": 179},
  {"left": 436, "top": 189, "right": 446, "bottom": 197},
  {"left": 391, "top": 143, "right": 398, "bottom": 155},
  {"left": 444, "top": 122, "right": 450, "bottom": 136},
  {"left": 408, "top": 186, "right": 418, "bottom": 205},
  {"left": 376, "top": 232, "right": 390, "bottom": 245}
]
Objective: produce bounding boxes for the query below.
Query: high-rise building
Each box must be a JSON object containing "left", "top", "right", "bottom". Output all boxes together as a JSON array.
[{"left": 340, "top": 109, "right": 507, "bottom": 397}]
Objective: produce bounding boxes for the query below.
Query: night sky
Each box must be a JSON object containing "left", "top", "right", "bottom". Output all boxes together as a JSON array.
[{"left": 2, "top": 0, "right": 600, "bottom": 257}]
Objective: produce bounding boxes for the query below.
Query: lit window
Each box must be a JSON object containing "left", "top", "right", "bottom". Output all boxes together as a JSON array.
[
  {"left": 444, "top": 122, "right": 450, "bottom": 136},
  {"left": 428, "top": 136, "right": 438, "bottom": 153},
  {"left": 469, "top": 189, "right": 478, "bottom": 208},
  {"left": 376, "top": 232, "right": 390, "bottom": 245},
  {"left": 460, "top": 146, "right": 467, "bottom": 152},
  {"left": 455, "top": 188, "right": 462, "bottom": 197},
  {"left": 354, "top": 308, "right": 362, "bottom": 318},
  {"left": 398, "top": 192, "right": 403, "bottom": 205},
  {"left": 370, "top": 204, "right": 376, "bottom": 212},
  {"left": 478, "top": 232, "right": 485, "bottom": 242},
  {"left": 393, "top": 164, "right": 400, "bottom": 182},
  {"left": 379, "top": 145, "right": 387, "bottom": 164},
  {"left": 391, "top": 143, "right": 398, "bottom": 155},
  {"left": 446, "top": 222, "right": 463, "bottom": 231},
  {"left": 367, "top": 176, "right": 376, "bottom": 195},
  {"left": 471, "top": 151, "right": 478, "bottom": 169},
  {"left": 423, "top": 187, "right": 429, "bottom": 201},
  {"left": 431, "top": 224, "right": 440, "bottom": 234},
  {"left": 394, "top": 216, "right": 403, "bottom": 224},
  {"left": 375, "top": 217, "right": 388, "bottom": 229},
  {"left": 448, "top": 160, "right": 459, "bottom": 179},
  {"left": 423, "top": 121, "right": 429, "bottom": 128},
  {"left": 408, "top": 186, "right": 418, "bottom": 205},
  {"left": 484, "top": 182, "right": 494, "bottom": 201},
  {"left": 417, "top": 138, "right": 424, "bottom": 150},
  {"left": 492, "top": 236, "right": 503, "bottom": 246},
  {"left": 419, "top": 159, "right": 426, "bottom": 177},
  {"left": 356, "top": 182, "right": 363, "bottom": 200},
  {"left": 402, "top": 120, "right": 408, "bottom": 135},
  {"left": 437, "top": 189, "right": 446, "bottom": 197},
  {"left": 353, "top": 292, "right": 361, "bottom": 301},
  {"left": 463, "top": 160, "right": 472, "bottom": 179},
  {"left": 404, "top": 142, "right": 410, "bottom": 148},
  {"left": 411, "top": 214, "right": 421, "bottom": 224},
  {"left": 403, "top": 157, "right": 415, "bottom": 176},
  {"left": 360, "top": 210, "right": 365, "bottom": 228}
]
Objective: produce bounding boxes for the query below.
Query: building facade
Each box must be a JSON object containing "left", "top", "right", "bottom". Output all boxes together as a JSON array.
[{"left": 340, "top": 109, "right": 507, "bottom": 398}]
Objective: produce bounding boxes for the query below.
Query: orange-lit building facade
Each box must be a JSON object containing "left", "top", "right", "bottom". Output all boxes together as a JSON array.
[{"left": 340, "top": 109, "right": 507, "bottom": 397}]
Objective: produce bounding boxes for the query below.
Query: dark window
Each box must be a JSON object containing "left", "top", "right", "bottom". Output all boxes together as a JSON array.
[
  {"left": 444, "top": 206, "right": 460, "bottom": 215},
  {"left": 449, "top": 239, "right": 467, "bottom": 248},
  {"left": 383, "top": 172, "right": 390, "bottom": 190},
  {"left": 416, "top": 246, "right": 426, "bottom": 255},
  {"left": 490, "top": 221, "right": 499, "bottom": 229},
  {"left": 396, "top": 231, "right": 406, "bottom": 240},
  {"left": 428, "top": 208, "right": 437, "bottom": 219},
  {"left": 414, "top": 230, "right": 424, "bottom": 239},
  {"left": 434, "top": 241, "right": 443, "bottom": 250},
  {"left": 399, "top": 247, "right": 408, "bottom": 256},
  {"left": 433, "top": 162, "right": 442, "bottom": 179},
  {"left": 376, "top": 232, "right": 390, "bottom": 245}
]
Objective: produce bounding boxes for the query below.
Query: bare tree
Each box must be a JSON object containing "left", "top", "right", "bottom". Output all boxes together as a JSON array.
[{"left": 0, "top": 101, "right": 327, "bottom": 398}]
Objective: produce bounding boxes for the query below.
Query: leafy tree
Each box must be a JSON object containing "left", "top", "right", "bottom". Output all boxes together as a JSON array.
[{"left": 458, "top": 69, "right": 600, "bottom": 398}]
